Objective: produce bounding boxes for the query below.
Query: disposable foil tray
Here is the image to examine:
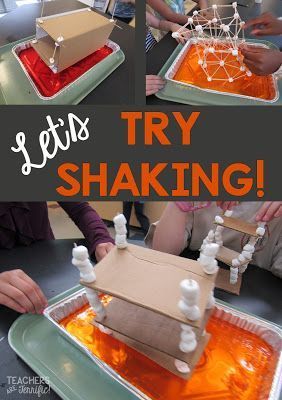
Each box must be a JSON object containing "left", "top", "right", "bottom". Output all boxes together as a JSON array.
[
  {"left": 0, "top": 36, "right": 125, "bottom": 104},
  {"left": 156, "top": 39, "right": 282, "bottom": 105},
  {"left": 44, "top": 288, "right": 282, "bottom": 400}
]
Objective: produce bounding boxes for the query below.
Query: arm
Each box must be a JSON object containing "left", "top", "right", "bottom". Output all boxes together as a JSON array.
[
  {"left": 269, "top": 231, "right": 282, "bottom": 279},
  {"left": 59, "top": 202, "right": 114, "bottom": 259},
  {"left": 147, "top": 0, "right": 188, "bottom": 25},
  {"left": 152, "top": 203, "right": 190, "bottom": 255}
]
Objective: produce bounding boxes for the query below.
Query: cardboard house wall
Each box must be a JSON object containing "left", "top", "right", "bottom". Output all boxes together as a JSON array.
[{"left": 32, "top": 8, "right": 115, "bottom": 73}]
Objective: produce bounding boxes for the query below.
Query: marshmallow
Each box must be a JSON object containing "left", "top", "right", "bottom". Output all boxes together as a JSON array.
[
  {"left": 219, "top": 60, "right": 225, "bottom": 67},
  {"left": 239, "top": 264, "right": 248, "bottom": 273},
  {"left": 232, "top": 2, "right": 237, "bottom": 7},
  {"left": 215, "top": 216, "right": 224, "bottom": 224},
  {"left": 223, "top": 25, "right": 230, "bottom": 32},
  {"left": 212, "top": 18, "right": 217, "bottom": 23},
  {"left": 207, "top": 230, "right": 215, "bottom": 240},
  {"left": 243, "top": 244, "right": 255, "bottom": 253},
  {"left": 246, "top": 70, "right": 252, "bottom": 77},
  {"left": 180, "top": 329, "right": 196, "bottom": 342},
  {"left": 172, "top": 32, "right": 179, "bottom": 38},
  {"left": 232, "top": 258, "right": 240, "bottom": 267},
  {"left": 178, "top": 301, "right": 201, "bottom": 321},
  {"left": 207, "top": 77, "right": 212, "bottom": 82},
  {"left": 180, "top": 279, "right": 199, "bottom": 301},
  {"left": 229, "top": 77, "right": 234, "bottom": 83},
  {"left": 198, "top": 59, "right": 204, "bottom": 65},
  {"left": 113, "top": 214, "right": 127, "bottom": 227},
  {"left": 179, "top": 338, "right": 197, "bottom": 353},
  {"left": 195, "top": 25, "right": 203, "bottom": 32},
  {"left": 49, "top": 58, "right": 55, "bottom": 64},
  {"left": 240, "top": 66, "right": 246, "bottom": 72},
  {"left": 238, "top": 254, "right": 247, "bottom": 263},
  {"left": 198, "top": 254, "right": 213, "bottom": 266},
  {"left": 115, "top": 234, "right": 128, "bottom": 249},
  {"left": 206, "top": 290, "right": 215, "bottom": 309},
  {"left": 212, "top": 4, "right": 217, "bottom": 9},
  {"left": 57, "top": 36, "right": 64, "bottom": 42},
  {"left": 204, "top": 243, "right": 219, "bottom": 257},
  {"left": 193, "top": 10, "right": 198, "bottom": 16},
  {"left": 242, "top": 250, "right": 252, "bottom": 260},
  {"left": 188, "top": 17, "right": 193, "bottom": 24},
  {"left": 203, "top": 259, "right": 218, "bottom": 275},
  {"left": 234, "top": 12, "right": 239, "bottom": 19},
  {"left": 256, "top": 227, "right": 265, "bottom": 236},
  {"left": 209, "top": 47, "right": 215, "bottom": 54},
  {"left": 232, "top": 49, "right": 238, "bottom": 57},
  {"left": 72, "top": 245, "right": 89, "bottom": 261},
  {"left": 174, "top": 360, "right": 190, "bottom": 374},
  {"left": 215, "top": 240, "right": 223, "bottom": 247},
  {"left": 114, "top": 224, "right": 127, "bottom": 235}
]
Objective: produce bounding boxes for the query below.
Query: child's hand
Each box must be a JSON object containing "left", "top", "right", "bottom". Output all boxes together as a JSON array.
[
  {"left": 255, "top": 202, "right": 282, "bottom": 222},
  {"left": 0, "top": 269, "right": 47, "bottom": 314},
  {"left": 245, "top": 13, "right": 282, "bottom": 36},
  {"left": 216, "top": 201, "right": 239, "bottom": 212},
  {"left": 95, "top": 242, "right": 114, "bottom": 261},
  {"left": 170, "top": 23, "right": 190, "bottom": 44},
  {"left": 241, "top": 47, "right": 282, "bottom": 76},
  {"left": 146, "top": 75, "right": 166, "bottom": 96}
]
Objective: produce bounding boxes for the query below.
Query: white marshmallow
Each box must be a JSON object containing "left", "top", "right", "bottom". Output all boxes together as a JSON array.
[
  {"left": 232, "top": 2, "right": 237, "bottom": 7},
  {"left": 180, "top": 324, "right": 193, "bottom": 332},
  {"left": 180, "top": 279, "right": 199, "bottom": 301},
  {"left": 215, "top": 216, "right": 224, "bottom": 224},
  {"left": 212, "top": 4, "right": 217, "bottom": 9},
  {"left": 223, "top": 25, "right": 230, "bottom": 32},
  {"left": 206, "top": 290, "right": 215, "bottom": 309},
  {"left": 193, "top": 10, "right": 198, "bottom": 15},
  {"left": 243, "top": 244, "right": 255, "bottom": 253},
  {"left": 114, "top": 224, "right": 127, "bottom": 235},
  {"left": 207, "top": 230, "right": 215, "bottom": 240},
  {"left": 212, "top": 18, "right": 217, "bottom": 23},
  {"left": 232, "top": 49, "right": 238, "bottom": 56},
  {"left": 238, "top": 254, "right": 247, "bottom": 263},
  {"left": 239, "top": 264, "right": 248, "bottom": 273},
  {"left": 203, "top": 259, "right": 218, "bottom": 275},
  {"left": 232, "top": 258, "right": 240, "bottom": 267},
  {"left": 188, "top": 17, "right": 193, "bottom": 24},
  {"left": 242, "top": 250, "right": 252, "bottom": 260},
  {"left": 179, "top": 338, "right": 197, "bottom": 353},
  {"left": 204, "top": 243, "right": 219, "bottom": 257},
  {"left": 72, "top": 245, "right": 89, "bottom": 261},
  {"left": 256, "top": 227, "right": 265, "bottom": 236},
  {"left": 113, "top": 213, "right": 127, "bottom": 227},
  {"left": 178, "top": 300, "right": 201, "bottom": 321},
  {"left": 174, "top": 360, "right": 190, "bottom": 374},
  {"left": 195, "top": 25, "right": 203, "bottom": 32},
  {"left": 172, "top": 32, "right": 179, "bottom": 38},
  {"left": 115, "top": 234, "right": 128, "bottom": 249},
  {"left": 180, "top": 330, "right": 196, "bottom": 342}
]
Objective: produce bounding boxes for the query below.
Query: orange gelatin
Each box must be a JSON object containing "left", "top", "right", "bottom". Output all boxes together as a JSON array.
[
  {"left": 60, "top": 300, "right": 277, "bottom": 400},
  {"left": 172, "top": 44, "right": 277, "bottom": 101}
]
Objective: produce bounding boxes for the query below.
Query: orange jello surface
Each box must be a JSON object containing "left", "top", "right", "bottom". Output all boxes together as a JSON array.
[
  {"left": 60, "top": 299, "right": 277, "bottom": 400},
  {"left": 173, "top": 44, "right": 276, "bottom": 101}
]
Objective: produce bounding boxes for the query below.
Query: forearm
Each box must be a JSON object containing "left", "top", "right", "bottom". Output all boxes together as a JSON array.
[
  {"left": 147, "top": 0, "right": 187, "bottom": 25},
  {"left": 152, "top": 203, "right": 189, "bottom": 255},
  {"left": 59, "top": 202, "right": 114, "bottom": 256}
]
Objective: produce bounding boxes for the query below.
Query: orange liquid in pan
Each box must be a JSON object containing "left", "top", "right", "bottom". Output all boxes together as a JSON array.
[
  {"left": 173, "top": 45, "right": 277, "bottom": 101},
  {"left": 60, "top": 300, "right": 277, "bottom": 400}
]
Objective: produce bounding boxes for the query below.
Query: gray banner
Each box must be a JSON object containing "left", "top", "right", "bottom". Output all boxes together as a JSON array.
[{"left": 0, "top": 106, "right": 280, "bottom": 200}]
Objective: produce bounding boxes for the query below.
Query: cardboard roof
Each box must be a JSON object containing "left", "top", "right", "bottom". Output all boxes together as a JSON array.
[
  {"left": 215, "top": 216, "right": 259, "bottom": 237},
  {"left": 36, "top": 9, "right": 112, "bottom": 42},
  {"left": 82, "top": 244, "right": 217, "bottom": 328}
]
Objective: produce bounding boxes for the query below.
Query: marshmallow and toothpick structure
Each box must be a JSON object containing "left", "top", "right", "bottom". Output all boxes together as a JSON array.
[{"left": 172, "top": 2, "right": 252, "bottom": 83}]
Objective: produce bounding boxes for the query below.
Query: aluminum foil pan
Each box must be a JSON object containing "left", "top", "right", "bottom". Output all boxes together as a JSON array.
[
  {"left": 165, "top": 39, "right": 280, "bottom": 104},
  {"left": 12, "top": 39, "right": 120, "bottom": 101},
  {"left": 44, "top": 288, "right": 282, "bottom": 400}
]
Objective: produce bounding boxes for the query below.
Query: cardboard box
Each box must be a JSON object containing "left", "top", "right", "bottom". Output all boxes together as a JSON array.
[{"left": 32, "top": 8, "right": 115, "bottom": 73}]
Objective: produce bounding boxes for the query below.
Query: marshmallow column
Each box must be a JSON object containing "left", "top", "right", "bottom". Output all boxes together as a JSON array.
[
  {"left": 178, "top": 279, "right": 201, "bottom": 321},
  {"left": 206, "top": 289, "right": 215, "bottom": 309},
  {"left": 72, "top": 244, "right": 106, "bottom": 320},
  {"left": 200, "top": 230, "right": 215, "bottom": 252},
  {"left": 113, "top": 214, "right": 128, "bottom": 249},
  {"left": 198, "top": 243, "right": 219, "bottom": 275},
  {"left": 179, "top": 324, "right": 197, "bottom": 353}
]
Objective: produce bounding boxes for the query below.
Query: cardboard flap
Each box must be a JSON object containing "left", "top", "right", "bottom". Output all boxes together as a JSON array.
[
  {"left": 95, "top": 297, "right": 211, "bottom": 362},
  {"left": 215, "top": 216, "right": 259, "bottom": 237},
  {"left": 82, "top": 244, "right": 217, "bottom": 328},
  {"left": 215, "top": 268, "right": 242, "bottom": 295},
  {"left": 111, "top": 330, "right": 210, "bottom": 380}
]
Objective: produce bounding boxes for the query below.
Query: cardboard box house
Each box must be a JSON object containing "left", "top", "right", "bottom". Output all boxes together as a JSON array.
[
  {"left": 32, "top": 8, "right": 115, "bottom": 73},
  {"left": 73, "top": 225, "right": 218, "bottom": 379}
]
